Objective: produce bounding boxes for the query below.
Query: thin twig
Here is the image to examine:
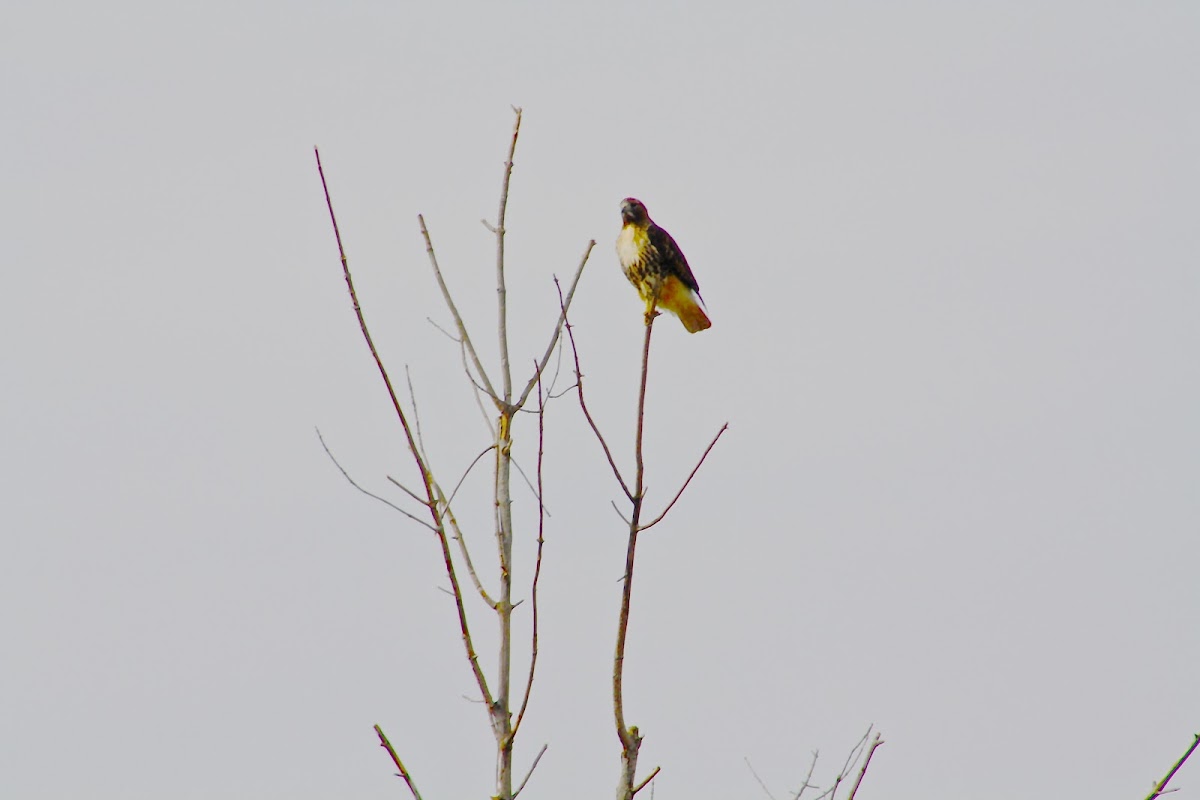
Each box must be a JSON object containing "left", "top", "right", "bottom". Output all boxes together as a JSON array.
[
  {"left": 790, "top": 751, "right": 820, "bottom": 800},
  {"left": 374, "top": 724, "right": 424, "bottom": 800},
  {"left": 428, "top": 315, "right": 498, "bottom": 436},
  {"left": 510, "top": 454, "right": 548, "bottom": 516},
  {"left": 385, "top": 475, "right": 432, "bottom": 509},
  {"left": 446, "top": 446, "right": 497, "bottom": 510},
  {"left": 419, "top": 213, "right": 500, "bottom": 406},
  {"left": 558, "top": 280, "right": 633, "bottom": 501},
  {"left": 317, "top": 428, "right": 434, "bottom": 531},
  {"left": 512, "top": 241, "right": 595, "bottom": 411},
  {"left": 845, "top": 733, "right": 883, "bottom": 800},
  {"left": 745, "top": 757, "right": 779, "bottom": 800},
  {"left": 512, "top": 743, "right": 548, "bottom": 798},
  {"left": 638, "top": 422, "right": 729, "bottom": 532},
  {"left": 1146, "top": 734, "right": 1200, "bottom": 800},
  {"left": 812, "top": 728, "right": 872, "bottom": 800},
  {"left": 406, "top": 366, "right": 431, "bottom": 467}
]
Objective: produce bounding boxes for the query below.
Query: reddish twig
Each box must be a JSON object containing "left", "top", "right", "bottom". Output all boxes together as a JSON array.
[
  {"left": 513, "top": 366, "right": 547, "bottom": 739},
  {"left": 638, "top": 422, "right": 728, "bottom": 532}
]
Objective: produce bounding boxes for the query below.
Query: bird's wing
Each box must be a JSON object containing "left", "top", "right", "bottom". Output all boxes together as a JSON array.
[{"left": 648, "top": 223, "right": 701, "bottom": 294}]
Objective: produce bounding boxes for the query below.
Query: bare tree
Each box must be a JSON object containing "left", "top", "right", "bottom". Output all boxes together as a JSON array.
[{"left": 315, "top": 108, "right": 593, "bottom": 800}]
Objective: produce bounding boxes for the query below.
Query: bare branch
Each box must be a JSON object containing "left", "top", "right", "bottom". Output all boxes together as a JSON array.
[
  {"left": 512, "top": 743, "right": 548, "bottom": 799},
  {"left": 513, "top": 240, "right": 596, "bottom": 411},
  {"left": 496, "top": 109, "right": 523, "bottom": 404},
  {"left": 435, "top": 481, "right": 497, "bottom": 608},
  {"left": 374, "top": 724, "right": 424, "bottom": 800},
  {"left": 1146, "top": 734, "right": 1200, "bottom": 800},
  {"left": 425, "top": 315, "right": 495, "bottom": 434},
  {"left": 633, "top": 766, "right": 662, "bottom": 796},
  {"left": 610, "top": 500, "right": 631, "bottom": 526},
  {"left": 446, "top": 446, "right": 497, "bottom": 510},
  {"left": 812, "top": 728, "right": 872, "bottom": 800},
  {"left": 406, "top": 365, "right": 431, "bottom": 467},
  {"left": 386, "top": 474, "right": 433, "bottom": 508},
  {"left": 638, "top": 422, "right": 729, "bottom": 532},
  {"left": 845, "top": 733, "right": 884, "bottom": 800},
  {"left": 558, "top": 280, "right": 633, "bottom": 501},
  {"left": 317, "top": 428, "right": 434, "bottom": 531},
  {"left": 790, "top": 751, "right": 820, "bottom": 800},
  {"left": 316, "top": 147, "right": 495, "bottom": 729},
  {"left": 509, "top": 454, "right": 549, "bottom": 516},
  {"left": 419, "top": 213, "right": 500, "bottom": 405},
  {"left": 745, "top": 757, "right": 779, "bottom": 800}
]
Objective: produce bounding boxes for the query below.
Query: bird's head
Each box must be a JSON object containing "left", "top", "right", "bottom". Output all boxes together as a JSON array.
[{"left": 620, "top": 197, "right": 649, "bottom": 225}]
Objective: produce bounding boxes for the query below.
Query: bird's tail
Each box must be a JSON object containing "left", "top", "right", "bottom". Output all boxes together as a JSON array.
[{"left": 678, "top": 302, "right": 712, "bottom": 333}]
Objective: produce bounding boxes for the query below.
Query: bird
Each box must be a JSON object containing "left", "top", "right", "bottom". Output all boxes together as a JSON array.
[{"left": 616, "top": 197, "right": 712, "bottom": 333}]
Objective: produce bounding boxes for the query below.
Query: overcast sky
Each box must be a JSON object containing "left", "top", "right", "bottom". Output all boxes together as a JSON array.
[{"left": 3, "top": 3, "right": 1197, "bottom": 799}]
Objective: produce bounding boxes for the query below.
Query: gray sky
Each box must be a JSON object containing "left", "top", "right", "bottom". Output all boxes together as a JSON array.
[{"left": 3, "top": 2, "right": 1197, "bottom": 798}]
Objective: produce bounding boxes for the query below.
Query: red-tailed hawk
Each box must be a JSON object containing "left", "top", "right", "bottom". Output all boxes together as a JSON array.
[{"left": 616, "top": 198, "right": 711, "bottom": 333}]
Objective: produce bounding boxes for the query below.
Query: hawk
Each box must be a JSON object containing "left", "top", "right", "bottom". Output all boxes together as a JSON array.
[{"left": 616, "top": 197, "right": 712, "bottom": 333}]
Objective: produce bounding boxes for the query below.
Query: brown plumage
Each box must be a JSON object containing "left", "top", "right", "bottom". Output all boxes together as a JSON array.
[{"left": 615, "top": 198, "right": 712, "bottom": 333}]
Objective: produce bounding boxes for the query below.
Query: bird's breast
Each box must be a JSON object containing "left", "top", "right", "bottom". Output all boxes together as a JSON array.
[{"left": 616, "top": 225, "right": 645, "bottom": 272}]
